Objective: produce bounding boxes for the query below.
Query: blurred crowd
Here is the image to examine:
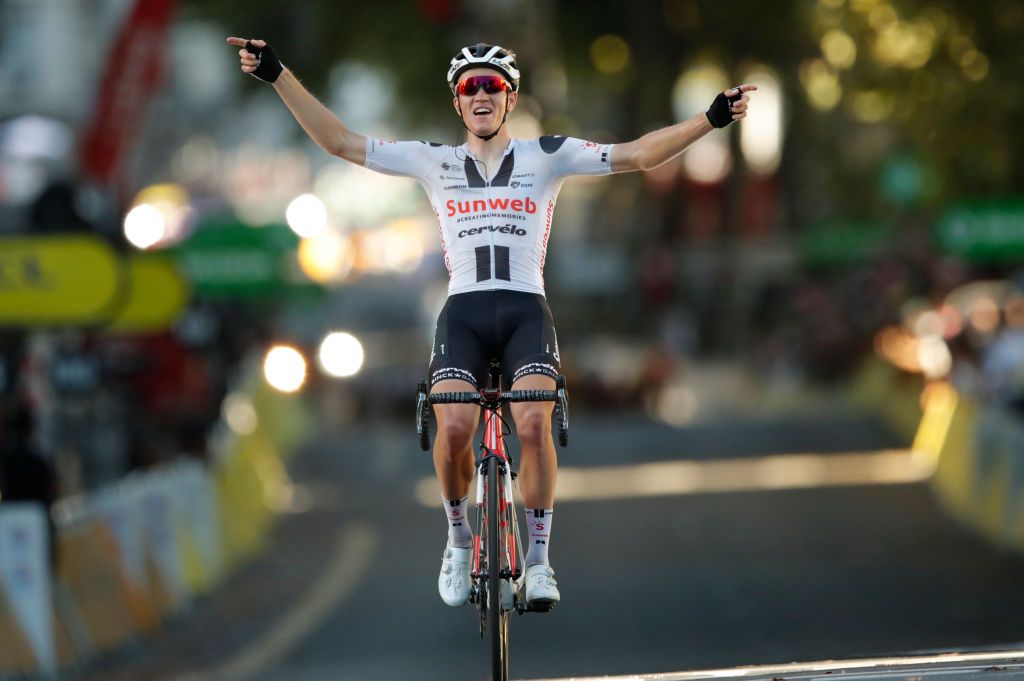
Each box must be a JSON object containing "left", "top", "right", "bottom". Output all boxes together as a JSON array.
[
  {"left": 749, "top": 249, "right": 1024, "bottom": 415},
  {"left": 0, "top": 304, "right": 270, "bottom": 525}
]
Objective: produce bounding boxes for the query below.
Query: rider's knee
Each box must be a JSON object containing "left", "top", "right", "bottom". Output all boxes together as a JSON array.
[
  {"left": 436, "top": 416, "right": 476, "bottom": 454},
  {"left": 514, "top": 408, "right": 550, "bottom": 450}
]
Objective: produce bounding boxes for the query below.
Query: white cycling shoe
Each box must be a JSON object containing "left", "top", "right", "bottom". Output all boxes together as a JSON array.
[
  {"left": 523, "top": 564, "right": 560, "bottom": 609},
  {"left": 438, "top": 543, "right": 472, "bottom": 606}
]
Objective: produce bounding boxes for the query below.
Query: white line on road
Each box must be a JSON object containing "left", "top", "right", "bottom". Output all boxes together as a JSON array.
[
  {"left": 528, "top": 648, "right": 1024, "bottom": 680},
  {"left": 415, "top": 449, "right": 934, "bottom": 506},
  {"left": 168, "top": 521, "right": 377, "bottom": 681}
]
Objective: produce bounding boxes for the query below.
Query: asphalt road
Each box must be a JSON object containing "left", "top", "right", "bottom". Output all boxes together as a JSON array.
[
  {"left": 250, "top": 410, "right": 1024, "bottom": 681},
  {"left": 88, "top": 408, "right": 1024, "bottom": 681}
]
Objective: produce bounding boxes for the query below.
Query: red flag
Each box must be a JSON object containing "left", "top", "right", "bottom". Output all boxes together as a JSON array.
[{"left": 80, "top": 0, "right": 177, "bottom": 187}]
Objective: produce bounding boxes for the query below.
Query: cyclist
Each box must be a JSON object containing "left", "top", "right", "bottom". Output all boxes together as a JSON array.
[{"left": 227, "top": 37, "right": 754, "bottom": 609}]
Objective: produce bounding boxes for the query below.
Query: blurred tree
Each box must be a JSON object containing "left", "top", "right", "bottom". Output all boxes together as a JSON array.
[
  {"left": 183, "top": 0, "right": 462, "bottom": 133},
  {"left": 177, "top": 0, "right": 1024, "bottom": 356},
  {"left": 182, "top": 0, "right": 1022, "bottom": 216}
]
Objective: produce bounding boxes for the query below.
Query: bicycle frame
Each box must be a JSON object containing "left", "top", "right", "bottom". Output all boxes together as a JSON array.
[{"left": 472, "top": 392, "right": 524, "bottom": 588}]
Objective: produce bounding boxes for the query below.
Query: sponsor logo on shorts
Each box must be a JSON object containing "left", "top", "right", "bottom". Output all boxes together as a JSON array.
[
  {"left": 432, "top": 367, "right": 477, "bottom": 387},
  {"left": 512, "top": 362, "right": 557, "bottom": 383}
]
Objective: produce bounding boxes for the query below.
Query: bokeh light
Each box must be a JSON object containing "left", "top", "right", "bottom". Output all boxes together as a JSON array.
[
  {"left": 846, "top": 90, "right": 893, "bottom": 123},
  {"left": 263, "top": 345, "right": 307, "bottom": 393},
  {"left": 740, "top": 66, "right": 783, "bottom": 175},
  {"left": 123, "top": 183, "right": 191, "bottom": 249},
  {"left": 968, "top": 297, "right": 1001, "bottom": 336},
  {"left": 960, "top": 50, "right": 989, "bottom": 81},
  {"left": 222, "top": 392, "right": 258, "bottom": 435},
  {"left": 821, "top": 30, "right": 857, "bottom": 69},
  {"left": 655, "top": 383, "right": 698, "bottom": 427},
  {"left": 590, "top": 35, "right": 632, "bottom": 75},
  {"left": 297, "top": 230, "right": 355, "bottom": 284},
  {"left": 673, "top": 61, "right": 731, "bottom": 183},
  {"left": 318, "top": 332, "right": 365, "bottom": 378},
  {"left": 917, "top": 336, "right": 952, "bottom": 380},
  {"left": 123, "top": 204, "right": 165, "bottom": 250},
  {"left": 800, "top": 59, "right": 841, "bottom": 111},
  {"left": 285, "top": 193, "right": 327, "bottom": 238}
]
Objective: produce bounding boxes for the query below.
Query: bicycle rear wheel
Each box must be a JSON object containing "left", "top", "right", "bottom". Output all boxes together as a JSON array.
[{"left": 486, "top": 455, "right": 510, "bottom": 681}]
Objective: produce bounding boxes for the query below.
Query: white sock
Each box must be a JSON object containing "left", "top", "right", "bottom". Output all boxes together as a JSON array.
[
  {"left": 443, "top": 496, "right": 472, "bottom": 548},
  {"left": 525, "top": 508, "right": 553, "bottom": 567}
]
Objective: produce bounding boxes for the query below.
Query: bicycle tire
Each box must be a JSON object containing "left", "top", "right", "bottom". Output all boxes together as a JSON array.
[
  {"left": 555, "top": 375, "right": 569, "bottom": 447},
  {"left": 417, "top": 382, "right": 431, "bottom": 451},
  {"left": 486, "top": 455, "right": 509, "bottom": 680},
  {"left": 555, "top": 404, "right": 568, "bottom": 447},
  {"left": 419, "top": 401, "right": 431, "bottom": 451}
]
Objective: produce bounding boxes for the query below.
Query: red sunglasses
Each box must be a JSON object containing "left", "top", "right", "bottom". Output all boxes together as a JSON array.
[{"left": 456, "top": 75, "right": 511, "bottom": 96}]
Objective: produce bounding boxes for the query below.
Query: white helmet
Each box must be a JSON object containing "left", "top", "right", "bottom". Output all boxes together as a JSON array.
[{"left": 446, "top": 43, "right": 520, "bottom": 93}]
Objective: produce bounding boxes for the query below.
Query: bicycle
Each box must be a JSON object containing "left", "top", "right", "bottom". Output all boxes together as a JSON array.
[{"left": 416, "top": 362, "right": 569, "bottom": 681}]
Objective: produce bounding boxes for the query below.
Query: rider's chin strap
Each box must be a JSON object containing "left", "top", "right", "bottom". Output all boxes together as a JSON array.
[{"left": 457, "top": 92, "right": 510, "bottom": 142}]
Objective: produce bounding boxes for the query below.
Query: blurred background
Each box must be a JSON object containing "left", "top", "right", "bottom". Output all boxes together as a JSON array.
[{"left": 2, "top": 0, "right": 1024, "bottom": 680}]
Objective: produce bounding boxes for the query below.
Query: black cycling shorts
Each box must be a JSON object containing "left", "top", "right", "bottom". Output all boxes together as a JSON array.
[{"left": 428, "top": 290, "right": 560, "bottom": 389}]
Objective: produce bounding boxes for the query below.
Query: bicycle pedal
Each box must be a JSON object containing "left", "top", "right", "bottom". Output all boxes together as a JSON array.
[{"left": 527, "top": 600, "right": 555, "bottom": 613}]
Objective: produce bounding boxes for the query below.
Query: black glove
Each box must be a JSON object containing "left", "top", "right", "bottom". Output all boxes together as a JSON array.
[
  {"left": 705, "top": 88, "right": 743, "bottom": 128},
  {"left": 244, "top": 40, "right": 284, "bottom": 83}
]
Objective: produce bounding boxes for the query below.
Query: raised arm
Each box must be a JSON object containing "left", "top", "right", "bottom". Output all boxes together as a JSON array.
[
  {"left": 610, "top": 84, "right": 756, "bottom": 173},
  {"left": 227, "top": 37, "right": 367, "bottom": 165}
]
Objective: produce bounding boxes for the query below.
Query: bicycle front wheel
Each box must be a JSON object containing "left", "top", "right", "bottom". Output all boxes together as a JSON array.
[{"left": 486, "top": 455, "right": 509, "bottom": 681}]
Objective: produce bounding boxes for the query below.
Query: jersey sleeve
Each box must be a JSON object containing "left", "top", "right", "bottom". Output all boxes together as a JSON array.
[
  {"left": 538, "top": 135, "right": 613, "bottom": 177},
  {"left": 363, "top": 139, "right": 440, "bottom": 179}
]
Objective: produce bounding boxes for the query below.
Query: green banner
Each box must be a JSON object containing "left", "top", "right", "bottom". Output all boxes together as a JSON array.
[
  {"left": 173, "top": 219, "right": 315, "bottom": 299},
  {"left": 937, "top": 200, "right": 1024, "bottom": 262}
]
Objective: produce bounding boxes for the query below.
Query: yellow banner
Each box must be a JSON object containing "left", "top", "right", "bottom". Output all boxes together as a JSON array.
[
  {"left": 105, "top": 255, "right": 189, "bottom": 333},
  {"left": 0, "top": 236, "right": 122, "bottom": 325}
]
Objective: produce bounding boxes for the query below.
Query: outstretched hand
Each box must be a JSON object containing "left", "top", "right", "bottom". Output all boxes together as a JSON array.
[
  {"left": 226, "top": 37, "right": 282, "bottom": 82},
  {"left": 725, "top": 83, "right": 757, "bottom": 122},
  {"left": 705, "top": 83, "right": 757, "bottom": 128},
  {"left": 227, "top": 36, "right": 264, "bottom": 74}
]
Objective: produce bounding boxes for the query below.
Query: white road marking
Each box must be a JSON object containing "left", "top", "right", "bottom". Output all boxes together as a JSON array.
[
  {"left": 415, "top": 449, "right": 934, "bottom": 506},
  {"left": 168, "top": 521, "right": 377, "bottom": 681},
  {"left": 529, "top": 648, "right": 1024, "bottom": 680}
]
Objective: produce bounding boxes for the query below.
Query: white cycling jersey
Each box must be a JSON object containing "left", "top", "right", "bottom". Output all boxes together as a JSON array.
[{"left": 364, "top": 135, "right": 613, "bottom": 296}]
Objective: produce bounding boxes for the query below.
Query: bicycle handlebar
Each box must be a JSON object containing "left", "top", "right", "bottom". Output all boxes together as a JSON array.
[
  {"left": 429, "top": 389, "right": 557, "bottom": 405},
  {"left": 418, "top": 378, "right": 568, "bottom": 449}
]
